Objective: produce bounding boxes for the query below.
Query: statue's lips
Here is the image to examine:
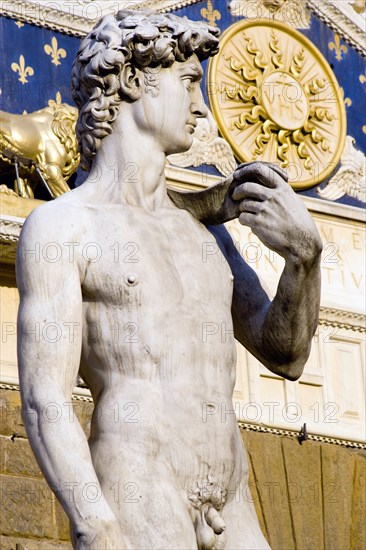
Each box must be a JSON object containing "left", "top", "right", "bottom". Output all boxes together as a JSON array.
[{"left": 186, "top": 122, "right": 197, "bottom": 133}]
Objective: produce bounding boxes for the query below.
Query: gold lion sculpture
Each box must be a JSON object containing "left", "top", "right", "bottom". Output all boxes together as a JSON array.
[{"left": 0, "top": 97, "right": 80, "bottom": 198}]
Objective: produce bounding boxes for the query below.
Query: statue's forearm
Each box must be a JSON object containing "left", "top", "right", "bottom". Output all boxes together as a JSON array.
[
  {"left": 21, "top": 387, "right": 116, "bottom": 533},
  {"left": 261, "top": 252, "right": 322, "bottom": 380}
]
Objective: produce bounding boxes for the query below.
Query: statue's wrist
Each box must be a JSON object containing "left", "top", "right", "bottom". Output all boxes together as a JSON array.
[
  {"left": 73, "top": 503, "right": 118, "bottom": 534},
  {"left": 285, "top": 240, "right": 323, "bottom": 269}
]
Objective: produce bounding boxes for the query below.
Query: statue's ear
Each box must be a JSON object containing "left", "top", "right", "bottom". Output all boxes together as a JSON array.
[{"left": 119, "top": 63, "right": 142, "bottom": 101}]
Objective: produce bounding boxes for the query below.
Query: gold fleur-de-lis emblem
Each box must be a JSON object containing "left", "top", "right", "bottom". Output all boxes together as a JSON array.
[
  {"left": 360, "top": 74, "right": 366, "bottom": 84},
  {"left": 201, "top": 0, "right": 221, "bottom": 27},
  {"left": 340, "top": 87, "right": 352, "bottom": 108},
  {"left": 11, "top": 55, "right": 34, "bottom": 84},
  {"left": 48, "top": 91, "right": 63, "bottom": 109},
  {"left": 44, "top": 36, "right": 67, "bottom": 66},
  {"left": 15, "top": 20, "right": 24, "bottom": 28},
  {"left": 328, "top": 34, "right": 348, "bottom": 61}
]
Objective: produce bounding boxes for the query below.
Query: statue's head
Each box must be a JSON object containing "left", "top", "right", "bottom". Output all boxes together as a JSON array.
[{"left": 71, "top": 10, "right": 219, "bottom": 170}]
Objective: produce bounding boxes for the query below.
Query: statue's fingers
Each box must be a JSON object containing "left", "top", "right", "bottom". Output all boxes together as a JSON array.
[
  {"left": 235, "top": 160, "right": 288, "bottom": 180},
  {"left": 234, "top": 161, "right": 288, "bottom": 187},
  {"left": 258, "top": 161, "right": 288, "bottom": 182},
  {"left": 239, "top": 199, "right": 264, "bottom": 214},
  {"left": 232, "top": 181, "right": 271, "bottom": 202},
  {"left": 238, "top": 211, "right": 256, "bottom": 227}
]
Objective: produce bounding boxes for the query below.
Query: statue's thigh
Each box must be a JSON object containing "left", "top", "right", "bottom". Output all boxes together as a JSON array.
[
  {"left": 221, "top": 493, "right": 271, "bottom": 550},
  {"left": 115, "top": 478, "right": 197, "bottom": 550}
]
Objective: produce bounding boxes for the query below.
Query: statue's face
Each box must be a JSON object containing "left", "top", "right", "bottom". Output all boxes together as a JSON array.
[{"left": 136, "top": 54, "right": 208, "bottom": 155}]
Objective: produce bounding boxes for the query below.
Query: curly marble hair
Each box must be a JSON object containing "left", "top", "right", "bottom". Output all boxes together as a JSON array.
[{"left": 71, "top": 10, "right": 220, "bottom": 170}]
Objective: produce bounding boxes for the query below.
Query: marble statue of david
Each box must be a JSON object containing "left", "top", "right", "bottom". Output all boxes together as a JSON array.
[{"left": 17, "top": 10, "right": 322, "bottom": 550}]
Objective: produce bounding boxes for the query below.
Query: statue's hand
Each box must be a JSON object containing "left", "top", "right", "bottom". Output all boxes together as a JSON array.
[
  {"left": 231, "top": 162, "right": 323, "bottom": 264},
  {"left": 74, "top": 518, "right": 129, "bottom": 550}
]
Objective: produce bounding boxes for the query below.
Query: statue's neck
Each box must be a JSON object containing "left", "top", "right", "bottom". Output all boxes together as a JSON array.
[{"left": 85, "top": 118, "right": 171, "bottom": 210}]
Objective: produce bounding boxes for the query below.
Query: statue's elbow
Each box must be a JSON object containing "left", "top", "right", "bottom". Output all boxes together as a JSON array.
[
  {"left": 282, "top": 365, "right": 304, "bottom": 381},
  {"left": 270, "top": 362, "right": 303, "bottom": 381},
  {"left": 268, "top": 348, "right": 310, "bottom": 381}
]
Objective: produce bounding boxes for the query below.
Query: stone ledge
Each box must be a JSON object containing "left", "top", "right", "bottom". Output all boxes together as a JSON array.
[{"left": 0, "top": 535, "right": 71, "bottom": 550}]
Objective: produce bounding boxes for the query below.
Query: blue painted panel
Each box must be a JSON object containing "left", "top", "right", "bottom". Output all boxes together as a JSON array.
[{"left": 0, "top": 17, "right": 79, "bottom": 113}]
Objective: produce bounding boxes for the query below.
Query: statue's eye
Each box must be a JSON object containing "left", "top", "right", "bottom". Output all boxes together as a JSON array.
[{"left": 182, "top": 77, "right": 193, "bottom": 90}]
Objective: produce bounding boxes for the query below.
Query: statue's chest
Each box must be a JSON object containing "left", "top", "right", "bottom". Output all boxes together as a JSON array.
[{"left": 81, "top": 208, "right": 233, "bottom": 311}]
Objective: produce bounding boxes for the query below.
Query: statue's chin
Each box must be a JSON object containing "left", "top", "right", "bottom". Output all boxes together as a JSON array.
[{"left": 166, "top": 136, "right": 193, "bottom": 156}]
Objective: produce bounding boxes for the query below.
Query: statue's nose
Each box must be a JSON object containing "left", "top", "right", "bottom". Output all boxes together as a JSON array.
[{"left": 191, "top": 87, "right": 208, "bottom": 118}]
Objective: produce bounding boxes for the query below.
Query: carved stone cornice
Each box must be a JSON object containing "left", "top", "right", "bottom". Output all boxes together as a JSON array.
[
  {"left": 0, "top": 0, "right": 90, "bottom": 36},
  {"left": 319, "top": 307, "right": 366, "bottom": 332},
  {"left": 0, "top": 214, "right": 23, "bottom": 264},
  {"left": 306, "top": 0, "right": 366, "bottom": 57},
  {"left": 239, "top": 421, "right": 366, "bottom": 449},
  {"left": 0, "top": 215, "right": 23, "bottom": 243},
  {"left": 0, "top": 0, "right": 202, "bottom": 37}
]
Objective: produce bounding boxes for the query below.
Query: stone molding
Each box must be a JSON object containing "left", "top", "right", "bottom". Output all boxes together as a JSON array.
[
  {"left": 0, "top": 0, "right": 202, "bottom": 37},
  {"left": 1, "top": 381, "right": 365, "bottom": 448},
  {"left": 0, "top": 215, "right": 23, "bottom": 264},
  {"left": 0, "top": 216, "right": 22, "bottom": 243},
  {"left": 239, "top": 421, "right": 366, "bottom": 449},
  {"left": 306, "top": 0, "right": 366, "bottom": 57},
  {"left": 0, "top": 0, "right": 94, "bottom": 37},
  {"left": 319, "top": 306, "right": 366, "bottom": 333},
  {"left": 0, "top": 214, "right": 24, "bottom": 265}
]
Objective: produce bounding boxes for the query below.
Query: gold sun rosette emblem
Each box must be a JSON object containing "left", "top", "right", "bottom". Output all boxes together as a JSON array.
[{"left": 208, "top": 20, "right": 347, "bottom": 189}]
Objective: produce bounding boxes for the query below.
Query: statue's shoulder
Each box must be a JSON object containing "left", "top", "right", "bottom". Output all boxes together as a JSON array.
[{"left": 20, "top": 190, "right": 87, "bottom": 245}]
